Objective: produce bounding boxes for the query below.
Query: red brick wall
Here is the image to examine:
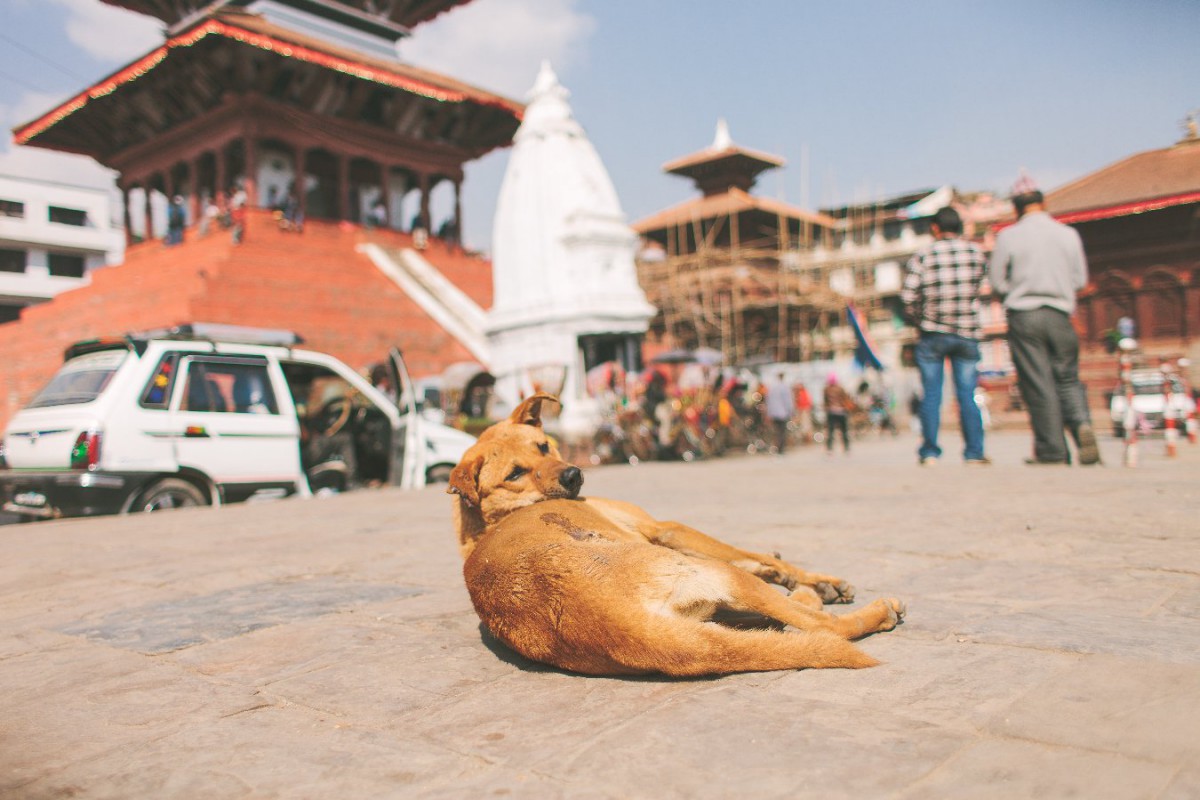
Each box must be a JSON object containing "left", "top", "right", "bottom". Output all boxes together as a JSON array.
[{"left": 0, "top": 211, "right": 492, "bottom": 430}]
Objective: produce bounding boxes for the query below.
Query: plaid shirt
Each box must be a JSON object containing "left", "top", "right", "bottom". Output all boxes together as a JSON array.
[{"left": 901, "top": 237, "right": 987, "bottom": 339}]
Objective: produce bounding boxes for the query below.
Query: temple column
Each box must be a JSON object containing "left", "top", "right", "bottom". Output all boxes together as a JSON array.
[
  {"left": 452, "top": 178, "right": 463, "bottom": 244},
  {"left": 295, "top": 146, "right": 308, "bottom": 220},
  {"left": 380, "top": 163, "right": 392, "bottom": 229},
  {"left": 215, "top": 147, "right": 227, "bottom": 199},
  {"left": 244, "top": 135, "right": 258, "bottom": 207},
  {"left": 121, "top": 183, "right": 133, "bottom": 247},
  {"left": 336, "top": 154, "right": 348, "bottom": 220},
  {"left": 418, "top": 172, "right": 431, "bottom": 231},
  {"left": 143, "top": 179, "right": 154, "bottom": 241},
  {"left": 189, "top": 157, "right": 202, "bottom": 220}
]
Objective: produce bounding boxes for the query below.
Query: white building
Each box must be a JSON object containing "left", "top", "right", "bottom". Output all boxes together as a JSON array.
[
  {"left": 0, "top": 174, "right": 124, "bottom": 324},
  {"left": 487, "top": 62, "right": 655, "bottom": 439}
]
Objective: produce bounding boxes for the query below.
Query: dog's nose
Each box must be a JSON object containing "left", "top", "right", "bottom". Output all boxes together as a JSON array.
[{"left": 559, "top": 466, "right": 583, "bottom": 496}]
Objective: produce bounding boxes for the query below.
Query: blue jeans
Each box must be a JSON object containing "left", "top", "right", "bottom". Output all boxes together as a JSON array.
[{"left": 915, "top": 332, "right": 985, "bottom": 460}]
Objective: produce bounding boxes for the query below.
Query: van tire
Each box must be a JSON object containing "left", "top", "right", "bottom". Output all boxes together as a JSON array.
[
  {"left": 134, "top": 478, "right": 208, "bottom": 512},
  {"left": 426, "top": 463, "right": 453, "bottom": 484}
]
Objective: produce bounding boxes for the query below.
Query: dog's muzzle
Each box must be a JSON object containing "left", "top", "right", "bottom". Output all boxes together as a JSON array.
[{"left": 559, "top": 466, "right": 583, "bottom": 497}]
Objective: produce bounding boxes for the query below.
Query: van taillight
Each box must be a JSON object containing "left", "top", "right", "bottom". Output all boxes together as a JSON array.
[{"left": 70, "top": 431, "right": 102, "bottom": 470}]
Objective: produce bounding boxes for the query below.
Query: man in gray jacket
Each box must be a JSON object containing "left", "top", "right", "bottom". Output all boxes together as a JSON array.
[{"left": 988, "top": 172, "right": 1100, "bottom": 465}]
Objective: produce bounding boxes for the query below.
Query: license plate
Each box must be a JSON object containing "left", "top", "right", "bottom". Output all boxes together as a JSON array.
[{"left": 14, "top": 491, "right": 47, "bottom": 507}]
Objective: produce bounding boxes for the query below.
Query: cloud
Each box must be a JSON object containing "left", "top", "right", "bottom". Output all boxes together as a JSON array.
[
  {"left": 49, "top": 0, "right": 163, "bottom": 64},
  {"left": 400, "top": 0, "right": 595, "bottom": 99}
]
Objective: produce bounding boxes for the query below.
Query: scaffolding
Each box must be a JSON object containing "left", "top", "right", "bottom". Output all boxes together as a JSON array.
[{"left": 635, "top": 208, "right": 902, "bottom": 367}]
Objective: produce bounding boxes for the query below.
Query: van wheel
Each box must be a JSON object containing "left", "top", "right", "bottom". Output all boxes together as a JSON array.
[
  {"left": 426, "top": 464, "right": 453, "bottom": 484},
  {"left": 136, "top": 478, "right": 207, "bottom": 512}
]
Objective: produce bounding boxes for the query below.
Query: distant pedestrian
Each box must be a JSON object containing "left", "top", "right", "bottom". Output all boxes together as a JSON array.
[
  {"left": 165, "top": 195, "right": 186, "bottom": 246},
  {"left": 988, "top": 172, "right": 1098, "bottom": 465},
  {"left": 794, "top": 382, "right": 814, "bottom": 442},
  {"left": 230, "top": 186, "right": 247, "bottom": 245},
  {"left": 901, "top": 206, "right": 989, "bottom": 466},
  {"left": 199, "top": 195, "right": 219, "bottom": 237},
  {"left": 763, "top": 371, "right": 796, "bottom": 454},
  {"left": 823, "top": 374, "right": 853, "bottom": 454}
]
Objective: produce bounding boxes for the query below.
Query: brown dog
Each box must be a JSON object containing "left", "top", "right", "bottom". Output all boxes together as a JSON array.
[{"left": 448, "top": 394, "right": 905, "bottom": 676}]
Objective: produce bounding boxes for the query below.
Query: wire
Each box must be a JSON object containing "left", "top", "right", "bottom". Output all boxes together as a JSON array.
[
  {"left": 0, "top": 65, "right": 58, "bottom": 97},
  {"left": 0, "top": 30, "right": 90, "bottom": 85}
]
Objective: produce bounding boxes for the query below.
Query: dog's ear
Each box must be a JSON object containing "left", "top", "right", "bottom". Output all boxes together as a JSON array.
[
  {"left": 508, "top": 393, "right": 560, "bottom": 427},
  {"left": 446, "top": 454, "right": 483, "bottom": 507}
]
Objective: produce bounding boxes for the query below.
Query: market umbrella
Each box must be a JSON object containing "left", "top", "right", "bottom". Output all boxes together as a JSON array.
[
  {"left": 650, "top": 348, "right": 696, "bottom": 364},
  {"left": 691, "top": 347, "right": 723, "bottom": 366}
]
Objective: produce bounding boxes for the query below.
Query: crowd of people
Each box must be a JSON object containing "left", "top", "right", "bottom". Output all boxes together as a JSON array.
[{"left": 585, "top": 363, "right": 900, "bottom": 466}]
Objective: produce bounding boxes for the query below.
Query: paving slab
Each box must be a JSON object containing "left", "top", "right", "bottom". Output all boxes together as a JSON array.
[{"left": 1, "top": 430, "right": 1198, "bottom": 799}]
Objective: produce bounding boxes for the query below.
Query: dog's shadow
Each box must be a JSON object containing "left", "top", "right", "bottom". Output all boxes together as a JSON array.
[{"left": 477, "top": 613, "right": 783, "bottom": 683}]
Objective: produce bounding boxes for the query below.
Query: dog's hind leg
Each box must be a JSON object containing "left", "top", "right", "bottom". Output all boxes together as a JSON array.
[
  {"left": 648, "top": 521, "right": 855, "bottom": 603},
  {"left": 643, "top": 622, "right": 879, "bottom": 676},
  {"left": 714, "top": 564, "right": 904, "bottom": 640}
]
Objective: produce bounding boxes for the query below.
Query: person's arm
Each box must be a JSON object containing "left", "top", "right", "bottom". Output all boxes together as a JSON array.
[
  {"left": 987, "top": 234, "right": 1011, "bottom": 297},
  {"left": 900, "top": 253, "right": 923, "bottom": 325},
  {"left": 1069, "top": 228, "right": 1088, "bottom": 291}
]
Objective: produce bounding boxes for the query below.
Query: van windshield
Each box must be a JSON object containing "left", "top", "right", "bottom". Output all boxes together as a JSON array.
[{"left": 27, "top": 349, "right": 128, "bottom": 408}]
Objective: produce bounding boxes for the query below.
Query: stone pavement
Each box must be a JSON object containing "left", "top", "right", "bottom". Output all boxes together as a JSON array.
[{"left": 1, "top": 429, "right": 1198, "bottom": 799}]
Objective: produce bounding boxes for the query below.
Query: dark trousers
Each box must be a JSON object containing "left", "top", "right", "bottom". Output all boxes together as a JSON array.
[
  {"left": 826, "top": 412, "right": 849, "bottom": 452},
  {"left": 1006, "top": 307, "right": 1089, "bottom": 462},
  {"left": 771, "top": 418, "right": 789, "bottom": 453}
]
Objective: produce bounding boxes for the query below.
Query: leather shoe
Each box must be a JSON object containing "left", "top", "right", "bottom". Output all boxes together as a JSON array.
[{"left": 1075, "top": 423, "right": 1101, "bottom": 465}]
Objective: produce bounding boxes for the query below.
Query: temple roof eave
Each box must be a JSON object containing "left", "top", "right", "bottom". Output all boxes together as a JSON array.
[
  {"left": 662, "top": 144, "right": 785, "bottom": 176},
  {"left": 12, "top": 11, "right": 523, "bottom": 161},
  {"left": 632, "top": 189, "right": 837, "bottom": 235},
  {"left": 101, "top": 0, "right": 472, "bottom": 32},
  {"left": 1046, "top": 139, "right": 1200, "bottom": 219}
]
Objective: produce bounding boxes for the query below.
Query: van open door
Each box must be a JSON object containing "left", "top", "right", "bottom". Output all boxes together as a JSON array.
[{"left": 387, "top": 346, "right": 426, "bottom": 489}]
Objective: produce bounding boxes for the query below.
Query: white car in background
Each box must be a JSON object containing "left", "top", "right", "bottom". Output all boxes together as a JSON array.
[
  {"left": 0, "top": 323, "right": 475, "bottom": 521},
  {"left": 1109, "top": 370, "right": 1195, "bottom": 437}
]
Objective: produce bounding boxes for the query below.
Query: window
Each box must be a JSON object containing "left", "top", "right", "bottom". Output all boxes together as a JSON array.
[
  {"left": 27, "top": 349, "right": 127, "bottom": 408},
  {"left": 48, "top": 253, "right": 86, "bottom": 278},
  {"left": 0, "top": 247, "right": 25, "bottom": 273},
  {"left": 0, "top": 199, "right": 24, "bottom": 218},
  {"left": 139, "top": 353, "right": 180, "bottom": 409},
  {"left": 180, "top": 358, "right": 279, "bottom": 414},
  {"left": 48, "top": 206, "right": 88, "bottom": 226}
]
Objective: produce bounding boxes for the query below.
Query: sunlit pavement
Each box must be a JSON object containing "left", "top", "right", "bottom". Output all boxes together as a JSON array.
[{"left": 2, "top": 428, "right": 1197, "bottom": 798}]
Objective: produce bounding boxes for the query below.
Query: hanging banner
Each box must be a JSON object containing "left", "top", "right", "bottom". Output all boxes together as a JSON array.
[{"left": 847, "top": 303, "right": 884, "bottom": 371}]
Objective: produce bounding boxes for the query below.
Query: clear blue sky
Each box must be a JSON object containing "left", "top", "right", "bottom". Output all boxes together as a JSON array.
[{"left": 2, "top": 0, "right": 1198, "bottom": 253}]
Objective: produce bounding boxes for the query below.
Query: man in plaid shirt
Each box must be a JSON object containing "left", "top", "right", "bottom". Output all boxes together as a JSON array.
[{"left": 900, "top": 206, "right": 989, "bottom": 465}]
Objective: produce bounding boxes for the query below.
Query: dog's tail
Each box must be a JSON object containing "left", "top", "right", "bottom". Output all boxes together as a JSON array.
[{"left": 638, "top": 622, "right": 879, "bottom": 677}]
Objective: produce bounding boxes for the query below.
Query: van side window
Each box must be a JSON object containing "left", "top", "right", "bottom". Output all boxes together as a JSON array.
[
  {"left": 181, "top": 359, "right": 279, "bottom": 415},
  {"left": 140, "top": 353, "right": 180, "bottom": 409}
]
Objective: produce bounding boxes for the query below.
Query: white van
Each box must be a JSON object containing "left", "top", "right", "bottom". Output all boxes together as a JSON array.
[{"left": 0, "top": 323, "right": 475, "bottom": 521}]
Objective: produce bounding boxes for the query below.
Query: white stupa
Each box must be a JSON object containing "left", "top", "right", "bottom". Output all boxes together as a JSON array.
[{"left": 487, "top": 61, "right": 654, "bottom": 439}]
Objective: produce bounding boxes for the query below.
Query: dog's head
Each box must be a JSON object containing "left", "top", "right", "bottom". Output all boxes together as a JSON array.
[{"left": 448, "top": 393, "right": 584, "bottom": 528}]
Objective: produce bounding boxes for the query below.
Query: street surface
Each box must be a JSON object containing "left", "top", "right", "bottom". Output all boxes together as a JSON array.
[{"left": 1, "top": 429, "right": 1197, "bottom": 799}]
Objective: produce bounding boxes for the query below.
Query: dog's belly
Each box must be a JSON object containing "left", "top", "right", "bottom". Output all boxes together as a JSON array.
[{"left": 463, "top": 502, "right": 713, "bottom": 674}]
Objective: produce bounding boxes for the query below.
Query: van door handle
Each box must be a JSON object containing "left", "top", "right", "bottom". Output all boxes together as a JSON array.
[{"left": 183, "top": 426, "right": 209, "bottom": 438}]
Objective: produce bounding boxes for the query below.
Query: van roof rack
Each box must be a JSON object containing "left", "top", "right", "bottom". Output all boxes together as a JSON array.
[{"left": 144, "top": 322, "right": 305, "bottom": 347}]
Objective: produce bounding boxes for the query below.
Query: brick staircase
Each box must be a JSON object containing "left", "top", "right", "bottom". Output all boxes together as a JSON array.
[{"left": 0, "top": 211, "right": 493, "bottom": 429}]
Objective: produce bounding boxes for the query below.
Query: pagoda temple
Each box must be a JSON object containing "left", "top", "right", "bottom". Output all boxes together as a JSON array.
[
  {"left": 1046, "top": 123, "right": 1200, "bottom": 358},
  {"left": 14, "top": 0, "right": 521, "bottom": 239},
  {"left": 633, "top": 121, "right": 843, "bottom": 366},
  {"left": 0, "top": 0, "right": 522, "bottom": 428}
]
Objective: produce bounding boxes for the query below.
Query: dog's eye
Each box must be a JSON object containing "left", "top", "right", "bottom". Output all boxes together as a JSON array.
[
  {"left": 505, "top": 466, "right": 528, "bottom": 482},
  {"left": 537, "top": 442, "right": 550, "bottom": 455}
]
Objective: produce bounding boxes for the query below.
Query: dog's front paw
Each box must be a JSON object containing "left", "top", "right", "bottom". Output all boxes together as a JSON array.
[{"left": 815, "top": 580, "right": 855, "bottom": 604}]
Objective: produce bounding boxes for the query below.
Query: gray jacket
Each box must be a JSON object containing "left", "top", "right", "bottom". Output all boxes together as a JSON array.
[{"left": 988, "top": 211, "right": 1087, "bottom": 314}]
